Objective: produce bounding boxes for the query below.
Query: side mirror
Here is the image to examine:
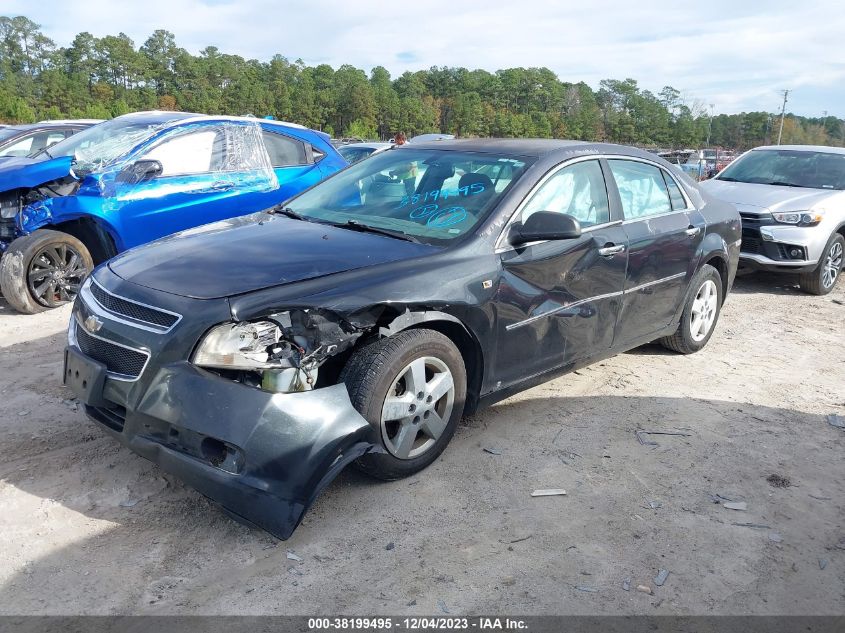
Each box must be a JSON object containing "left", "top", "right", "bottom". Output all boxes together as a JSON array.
[
  {"left": 116, "top": 159, "right": 163, "bottom": 184},
  {"left": 509, "top": 211, "right": 582, "bottom": 245}
]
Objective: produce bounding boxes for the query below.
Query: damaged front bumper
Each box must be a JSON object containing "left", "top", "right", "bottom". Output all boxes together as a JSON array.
[{"left": 63, "top": 275, "right": 378, "bottom": 539}]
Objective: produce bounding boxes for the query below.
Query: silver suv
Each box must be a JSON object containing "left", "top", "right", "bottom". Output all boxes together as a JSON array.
[{"left": 702, "top": 145, "right": 845, "bottom": 294}]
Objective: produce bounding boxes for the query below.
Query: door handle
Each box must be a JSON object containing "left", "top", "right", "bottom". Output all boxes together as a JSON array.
[
  {"left": 685, "top": 226, "right": 701, "bottom": 238},
  {"left": 598, "top": 244, "right": 626, "bottom": 257}
]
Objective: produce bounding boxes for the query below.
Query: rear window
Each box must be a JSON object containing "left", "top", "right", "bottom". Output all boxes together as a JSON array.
[{"left": 263, "top": 131, "right": 308, "bottom": 167}]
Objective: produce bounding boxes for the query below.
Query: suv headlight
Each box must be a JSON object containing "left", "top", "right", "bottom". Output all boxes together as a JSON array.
[
  {"left": 193, "top": 321, "right": 296, "bottom": 370},
  {"left": 771, "top": 210, "right": 824, "bottom": 226}
]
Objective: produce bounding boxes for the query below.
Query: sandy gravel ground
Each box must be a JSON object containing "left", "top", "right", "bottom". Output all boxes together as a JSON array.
[{"left": 0, "top": 271, "right": 843, "bottom": 615}]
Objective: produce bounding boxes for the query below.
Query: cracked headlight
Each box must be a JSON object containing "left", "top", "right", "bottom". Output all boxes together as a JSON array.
[{"left": 772, "top": 210, "right": 824, "bottom": 226}]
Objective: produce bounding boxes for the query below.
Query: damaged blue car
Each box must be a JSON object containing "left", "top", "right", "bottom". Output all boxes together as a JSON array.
[{"left": 0, "top": 111, "right": 345, "bottom": 313}]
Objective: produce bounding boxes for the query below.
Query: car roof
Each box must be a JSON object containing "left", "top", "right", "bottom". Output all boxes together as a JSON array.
[
  {"left": 402, "top": 138, "right": 659, "bottom": 160},
  {"left": 110, "top": 111, "right": 315, "bottom": 134},
  {"left": 339, "top": 142, "right": 393, "bottom": 150},
  {"left": 752, "top": 144, "right": 845, "bottom": 156},
  {"left": 0, "top": 121, "right": 98, "bottom": 132}
]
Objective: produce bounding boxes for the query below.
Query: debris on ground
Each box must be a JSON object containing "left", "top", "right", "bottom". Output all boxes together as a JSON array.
[
  {"left": 827, "top": 414, "right": 845, "bottom": 430},
  {"left": 407, "top": 599, "right": 417, "bottom": 606},
  {"left": 646, "top": 500, "right": 662, "bottom": 510},
  {"left": 509, "top": 535, "right": 532, "bottom": 544},
  {"left": 385, "top": 542, "right": 395, "bottom": 551},
  {"left": 766, "top": 474, "right": 791, "bottom": 488},
  {"left": 483, "top": 447, "right": 502, "bottom": 455},
  {"left": 636, "top": 585, "right": 653, "bottom": 595},
  {"left": 654, "top": 569, "right": 669, "bottom": 586},
  {"left": 286, "top": 551, "right": 302, "bottom": 562},
  {"left": 808, "top": 494, "right": 832, "bottom": 501},
  {"left": 711, "top": 494, "right": 736, "bottom": 504},
  {"left": 118, "top": 499, "right": 140, "bottom": 508},
  {"left": 61, "top": 398, "right": 79, "bottom": 412},
  {"left": 723, "top": 502, "right": 748, "bottom": 511},
  {"left": 768, "top": 533, "right": 783, "bottom": 543},
  {"left": 531, "top": 489, "right": 567, "bottom": 497},
  {"left": 287, "top": 567, "right": 302, "bottom": 577},
  {"left": 732, "top": 522, "right": 771, "bottom": 529},
  {"left": 635, "top": 429, "right": 692, "bottom": 447},
  {"left": 819, "top": 558, "right": 829, "bottom": 570},
  {"left": 575, "top": 585, "right": 598, "bottom": 593},
  {"left": 17, "top": 410, "right": 29, "bottom": 417},
  {"left": 622, "top": 578, "right": 631, "bottom": 591},
  {"left": 437, "top": 599, "right": 449, "bottom": 614}
]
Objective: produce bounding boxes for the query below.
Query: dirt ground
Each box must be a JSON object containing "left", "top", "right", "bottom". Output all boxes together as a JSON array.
[{"left": 0, "top": 271, "right": 843, "bottom": 616}]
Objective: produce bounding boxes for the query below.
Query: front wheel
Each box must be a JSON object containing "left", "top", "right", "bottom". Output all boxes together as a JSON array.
[
  {"left": 0, "top": 230, "right": 93, "bottom": 314},
  {"left": 659, "top": 264, "right": 723, "bottom": 354},
  {"left": 340, "top": 328, "right": 467, "bottom": 480},
  {"left": 799, "top": 233, "right": 843, "bottom": 295}
]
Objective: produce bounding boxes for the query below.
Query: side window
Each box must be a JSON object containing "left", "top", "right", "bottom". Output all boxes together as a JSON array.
[
  {"left": 0, "top": 133, "right": 35, "bottom": 157},
  {"left": 520, "top": 160, "right": 610, "bottom": 227},
  {"left": 608, "top": 160, "right": 672, "bottom": 219},
  {"left": 662, "top": 170, "right": 688, "bottom": 210},
  {"left": 142, "top": 130, "right": 219, "bottom": 176},
  {"left": 262, "top": 131, "right": 307, "bottom": 167}
]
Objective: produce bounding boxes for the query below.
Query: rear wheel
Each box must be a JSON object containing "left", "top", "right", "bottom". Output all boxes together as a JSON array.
[
  {"left": 0, "top": 230, "right": 93, "bottom": 314},
  {"left": 659, "top": 264, "right": 723, "bottom": 354},
  {"left": 340, "top": 329, "right": 467, "bottom": 480},
  {"left": 799, "top": 233, "right": 843, "bottom": 295}
]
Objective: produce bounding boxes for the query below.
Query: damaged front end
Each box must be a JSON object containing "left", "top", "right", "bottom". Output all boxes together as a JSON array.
[
  {"left": 0, "top": 156, "right": 79, "bottom": 251},
  {"left": 65, "top": 278, "right": 384, "bottom": 539},
  {"left": 192, "top": 308, "right": 369, "bottom": 394}
]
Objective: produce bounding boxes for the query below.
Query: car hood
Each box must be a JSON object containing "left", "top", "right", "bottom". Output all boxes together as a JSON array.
[
  {"left": 108, "top": 213, "right": 440, "bottom": 299},
  {"left": 701, "top": 178, "right": 837, "bottom": 213},
  {"left": 0, "top": 155, "right": 74, "bottom": 192}
]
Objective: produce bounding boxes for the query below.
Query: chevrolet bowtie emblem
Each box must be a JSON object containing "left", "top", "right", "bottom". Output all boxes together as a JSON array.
[{"left": 84, "top": 315, "right": 103, "bottom": 333}]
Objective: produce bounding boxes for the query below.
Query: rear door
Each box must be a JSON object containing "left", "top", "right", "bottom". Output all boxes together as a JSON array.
[
  {"left": 261, "top": 129, "right": 325, "bottom": 200},
  {"left": 493, "top": 159, "right": 628, "bottom": 387},
  {"left": 607, "top": 158, "right": 705, "bottom": 346}
]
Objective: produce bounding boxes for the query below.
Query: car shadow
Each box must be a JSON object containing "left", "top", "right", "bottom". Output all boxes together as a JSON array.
[
  {"left": 729, "top": 271, "right": 807, "bottom": 296},
  {"left": 1, "top": 329, "right": 843, "bottom": 615}
]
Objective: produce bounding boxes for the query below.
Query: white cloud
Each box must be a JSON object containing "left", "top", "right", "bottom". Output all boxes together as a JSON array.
[{"left": 5, "top": 0, "right": 843, "bottom": 117}]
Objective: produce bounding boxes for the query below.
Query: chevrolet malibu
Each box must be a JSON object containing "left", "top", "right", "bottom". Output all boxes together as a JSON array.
[{"left": 64, "top": 140, "right": 740, "bottom": 539}]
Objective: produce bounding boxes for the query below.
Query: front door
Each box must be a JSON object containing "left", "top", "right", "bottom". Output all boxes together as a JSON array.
[
  {"left": 606, "top": 159, "right": 705, "bottom": 346},
  {"left": 494, "top": 159, "right": 628, "bottom": 387},
  {"left": 108, "top": 123, "right": 279, "bottom": 249}
]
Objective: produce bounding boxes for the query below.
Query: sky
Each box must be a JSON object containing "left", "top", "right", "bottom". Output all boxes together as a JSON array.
[{"left": 5, "top": 0, "right": 844, "bottom": 118}]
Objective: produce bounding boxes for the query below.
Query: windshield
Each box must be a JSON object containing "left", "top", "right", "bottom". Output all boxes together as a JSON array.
[
  {"left": 717, "top": 149, "right": 845, "bottom": 190},
  {"left": 0, "top": 127, "right": 22, "bottom": 143},
  {"left": 285, "top": 148, "right": 532, "bottom": 246},
  {"left": 337, "top": 146, "right": 376, "bottom": 164},
  {"left": 44, "top": 118, "right": 169, "bottom": 175}
]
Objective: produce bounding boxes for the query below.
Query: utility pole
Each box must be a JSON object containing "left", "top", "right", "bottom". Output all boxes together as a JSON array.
[
  {"left": 777, "top": 89, "right": 789, "bottom": 145},
  {"left": 706, "top": 103, "right": 715, "bottom": 145}
]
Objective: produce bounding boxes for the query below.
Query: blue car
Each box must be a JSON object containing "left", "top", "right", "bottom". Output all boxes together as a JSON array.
[{"left": 0, "top": 111, "right": 346, "bottom": 313}]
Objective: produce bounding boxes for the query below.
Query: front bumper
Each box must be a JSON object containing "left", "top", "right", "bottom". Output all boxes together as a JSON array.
[
  {"left": 64, "top": 272, "right": 378, "bottom": 540},
  {"left": 739, "top": 212, "right": 820, "bottom": 273}
]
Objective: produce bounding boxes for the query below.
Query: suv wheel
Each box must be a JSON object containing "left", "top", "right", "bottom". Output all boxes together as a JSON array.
[
  {"left": 340, "top": 328, "right": 467, "bottom": 480},
  {"left": 0, "top": 230, "right": 93, "bottom": 314},
  {"left": 799, "top": 233, "right": 843, "bottom": 295},
  {"left": 660, "top": 264, "right": 723, "bottom": 354}
]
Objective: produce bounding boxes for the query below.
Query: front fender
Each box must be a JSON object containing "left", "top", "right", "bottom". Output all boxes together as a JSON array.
[{"left": 18, "top": 196, "right": 125, "bottom": 252}]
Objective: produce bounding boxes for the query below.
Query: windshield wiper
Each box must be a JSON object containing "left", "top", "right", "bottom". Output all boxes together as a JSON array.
[
  {"left": 716, "top": 176, "right": 738, "bottom": 182},
  {"left": 268, "top": 205, "right": 309, "bottom": 221},
  {"left": 769, "top": 181, "right": 805, "bottom": 188},
  {"left": 334, "top": 220, "right": 420, "bottom": 243}
]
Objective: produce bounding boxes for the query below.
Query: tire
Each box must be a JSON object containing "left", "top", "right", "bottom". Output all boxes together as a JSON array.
[
  {"left": 340, "top": 328, "right": 467, "bottom": 480},
  {"left": 798, "top": 233, "right": 843, "bottom": 296},
  {"left": 0, "top": 230, "right": 93, "bottom": 314},
  {"left": 659, "top": 264, "right": 723, "bottom": 354}
]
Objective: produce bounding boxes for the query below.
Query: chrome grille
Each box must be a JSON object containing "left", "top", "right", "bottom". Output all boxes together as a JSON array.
[
  {"left": 75, "top": 322, "right": 148, "bottom": 378},
  {"left": 90, "top": 281, "right": 179, "bottom": 329}
]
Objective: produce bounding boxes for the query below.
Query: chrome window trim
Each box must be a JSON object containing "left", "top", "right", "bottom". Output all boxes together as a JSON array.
[
  {"left": 70, "top": 312, "right": 151, "bottom": 382},
  {"left": 494, "top": 153, "right": 695, "bottom": 253},
  {"left": 87, "top": 277, "right": 182, "bottom": 333},
  {"left": 505, "top": 271, "right": 688, "bottom": 331}
]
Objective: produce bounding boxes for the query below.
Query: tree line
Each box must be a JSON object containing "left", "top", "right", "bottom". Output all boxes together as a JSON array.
[{"left": 1, "top": 15, "right": 843, "bottom": 150}]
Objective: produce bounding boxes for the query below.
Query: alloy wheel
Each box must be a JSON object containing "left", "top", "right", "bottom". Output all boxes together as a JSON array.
[
  {"left": 27, "top": 243, "right": 89, "bottom": 308},
  {"left": 822, "top": 241, "right": 842, "bottom": 290},
  {"left": 380, "top": 356, "right": 455, "bottom": 460},
  {"left": 690, "top": 279, "right": 718, "bottom": 342}
]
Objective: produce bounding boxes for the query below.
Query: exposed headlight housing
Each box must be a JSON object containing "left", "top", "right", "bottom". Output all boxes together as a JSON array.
[
  {"left": 193, "top": 320, "right": 296, "bottom": 370},
  {"left": 771, "top": 210, "right": 824, "bottom": 226}
]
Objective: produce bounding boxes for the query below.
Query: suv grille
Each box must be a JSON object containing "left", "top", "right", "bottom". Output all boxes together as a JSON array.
[
  {"left": 75, "top": 323, "right": 148, "bottom": 378},
  {"left": 741, "top": 237, "right": 761, "bottom": 254},
  {"left": 90, "top": 282, "right": 179, "bottom": 329}
]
